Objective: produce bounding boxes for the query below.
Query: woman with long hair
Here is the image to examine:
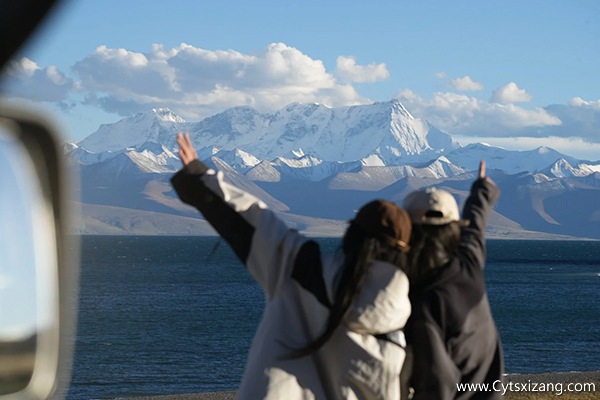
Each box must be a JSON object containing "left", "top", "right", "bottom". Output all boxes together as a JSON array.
[
  {"left": 401, "top": 161, "right": 504, "bottom": 400},
  {"left": 171, "top": 132, "right": 412, "bottom": 400}
]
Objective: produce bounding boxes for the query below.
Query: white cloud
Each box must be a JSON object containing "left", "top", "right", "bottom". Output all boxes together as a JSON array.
[
  {"left": 542, "top": 99, "right": 600, "bottom": 142},
  {"left": 397, "top": 87, "right": 600, "bottom": 146},
  {"left": 46, "top": 65, "right": 68, "bottom": 85},
  {"left": 435, "top": 72, "right": 447, "bottom": 79},
  {"left": 74, "top": 45, "right": 173, "bottom": 98},
  {"left": 94, "top": 45, "right": 149, "bottom": 67},
  {"left": 491, "top": 82, "right": 532, "bottom": 104},
  {"left": 397, "top": 89, "right": 600, "bottom": 147},
  {"left": 397, "top": 89, "right": 419, "bottom": 101},
  {"left": 454, "top": 135, "right": 600, "bottom": 161},
  {"left": 395, "top": 89, "right": 561, "bottom": 137},
  {"left": 70, "top": 42, "right": 372, "bottom": 119},
  {"left": 7, "top": 57, "right": 40, "bottom": 75},
  {"left": 448, "top": 76, "right": 484, "bottom": 91},
  {"left": 569, "top": 97, "right": 600, "bottom": 110},
  {"left": 1, "top": 57, "right": 75, "bottom": 102},
  {"left": 335, "top": 56, "right": 389, "bottom": 83}
]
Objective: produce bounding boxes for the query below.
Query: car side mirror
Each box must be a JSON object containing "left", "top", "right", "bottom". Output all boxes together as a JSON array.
[{"left": 0, "top": 104, "right": 78, "bottom": 400}]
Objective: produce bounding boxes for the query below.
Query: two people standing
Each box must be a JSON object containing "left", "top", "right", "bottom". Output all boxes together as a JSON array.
[
  {"left": 171, "top": 132, "right": 503, "bottom": 399},
  {"left": 172, "top": 132, "right": 413, "bottom": 399}
]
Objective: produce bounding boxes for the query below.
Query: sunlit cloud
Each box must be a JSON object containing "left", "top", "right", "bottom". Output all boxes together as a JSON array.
[
  {"left": 491, "top": 82, "right": 532, "bottom": 104},
  {"left": 569, "top": 97, "right": 600, "bottom": 110},
  {"left": 71, "top": 42, "right": 371, "bottom": 119},
  {"left": 396, "top": 87, "right": 600, "bottom": 150},
  {"left": 448, "top": 75, "right": 484, "bottom": 91},
  {"left": 335, "top": 56, "right": 389, "bottom": 83},
  {"left": 396, "top": 89, "right": 561, "bottom": 137}
]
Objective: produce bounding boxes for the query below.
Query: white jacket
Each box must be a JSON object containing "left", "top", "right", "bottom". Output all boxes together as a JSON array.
[{"left": 171, "top": 160, "right": 411, "bottom": 400}]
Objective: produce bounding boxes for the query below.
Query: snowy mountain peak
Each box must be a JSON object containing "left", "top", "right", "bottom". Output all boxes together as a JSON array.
[
  {"left": 543, "top": 158, "right": 587, "bottom": 179},
  {"left": 425, "top": 156, "right": 468, "bottom": 178},
  {"left": 390, "top": 99, "right": 414, "bottom": 119},
  {"left": 536, "top": 146, "right": 551, "bottom": 154},
  {"left": 151, "top": 108, "right": 186, "bottom": 123},
  {"left": 291, "top": 149, "right": 306, "bottom": 158},
  {"left": 214, "top": 148, "right": 261, "bottom": 172},
  {"left": 77, "top": 108, "right": 186, "bottom": 153}
]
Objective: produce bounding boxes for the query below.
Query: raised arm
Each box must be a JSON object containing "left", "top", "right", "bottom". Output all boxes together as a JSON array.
[
  {"left": 458, "top": 160, "right": 500, "bottom": 269},
  {"left": 170, "top": 132, "right": 308, "bottom": 298}
]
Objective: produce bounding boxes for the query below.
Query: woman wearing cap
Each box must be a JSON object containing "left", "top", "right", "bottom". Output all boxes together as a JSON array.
[
  {"left": 401, "top": 161, "right": 504, "bottom": 400},
  {"left": 171, "top": 132, "right": 413, "bottom": 400}
]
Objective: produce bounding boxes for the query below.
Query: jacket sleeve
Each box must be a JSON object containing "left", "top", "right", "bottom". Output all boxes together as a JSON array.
[
  {"left": 407, "top": 317, "right": 461, "bottom": 400},
  {"left": 458, "top": 178, "right": 500, "bottom": 270},
  {"left": 170, "top": 159, "right": 307, "bottom": 299}
]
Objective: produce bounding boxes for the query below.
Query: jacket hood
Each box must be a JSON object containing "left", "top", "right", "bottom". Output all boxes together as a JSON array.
[{"left": 345, "top": 261, "right": 411, "bottom": 335}]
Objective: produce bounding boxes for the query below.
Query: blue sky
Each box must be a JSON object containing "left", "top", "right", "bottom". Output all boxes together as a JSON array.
[{"left": 2, "top": 0, "right": 600, "bottom": 160}]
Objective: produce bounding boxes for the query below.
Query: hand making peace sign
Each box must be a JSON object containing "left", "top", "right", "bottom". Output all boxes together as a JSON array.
[{"left": 177, "top": 132, "right": 198, "bottom": 167}]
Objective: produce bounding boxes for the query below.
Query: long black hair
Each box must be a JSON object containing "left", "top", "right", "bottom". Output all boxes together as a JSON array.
[
  {"left": 293, "top": 223, "right": 408, "bottom": 357},
  {"left": 406, "top": 222, "right": 461, "bottom": 282}
]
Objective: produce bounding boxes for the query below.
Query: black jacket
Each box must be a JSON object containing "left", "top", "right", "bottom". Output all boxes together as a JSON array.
[{"left": 405, "top": 178, "right": 504, "bottom": 399}]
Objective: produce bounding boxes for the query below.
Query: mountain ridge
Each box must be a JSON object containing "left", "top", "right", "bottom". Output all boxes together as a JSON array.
[{"left": 67, "top": 100, "right": 600, "bottom": 239}]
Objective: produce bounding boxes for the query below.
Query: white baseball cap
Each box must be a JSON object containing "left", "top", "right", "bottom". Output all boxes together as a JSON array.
[{"left": 403, "top": 187, "right": 462, "bottom": 225}]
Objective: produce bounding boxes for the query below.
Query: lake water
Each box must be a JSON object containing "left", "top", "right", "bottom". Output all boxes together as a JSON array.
[{"left": 66, "top": 236, "right": 600, "bottom": 399}]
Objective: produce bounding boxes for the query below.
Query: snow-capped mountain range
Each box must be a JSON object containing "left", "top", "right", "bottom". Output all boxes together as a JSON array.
[{"left": 66, "top": 100, "right": 600, "bottom": 239}]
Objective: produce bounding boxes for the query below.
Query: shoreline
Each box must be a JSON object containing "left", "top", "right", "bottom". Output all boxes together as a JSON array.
[{"left": 113, "top": 370, "right": 600, "bottom": 400}]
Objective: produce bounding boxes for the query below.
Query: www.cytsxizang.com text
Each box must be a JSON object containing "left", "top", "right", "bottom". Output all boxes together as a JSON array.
[{"left": 456, "top": 380, "right": 596, "bottom": 396}]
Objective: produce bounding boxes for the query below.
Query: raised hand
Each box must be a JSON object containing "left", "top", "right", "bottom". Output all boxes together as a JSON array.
[
  {"left": 477, "top": 159, "right": 496, "bottom": 187},
  {"left": 177, "top": 132, "right": 198, "bottom": 166},
  {"left": 478, "top": 160, "right": 486, "bottom": 180}
]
